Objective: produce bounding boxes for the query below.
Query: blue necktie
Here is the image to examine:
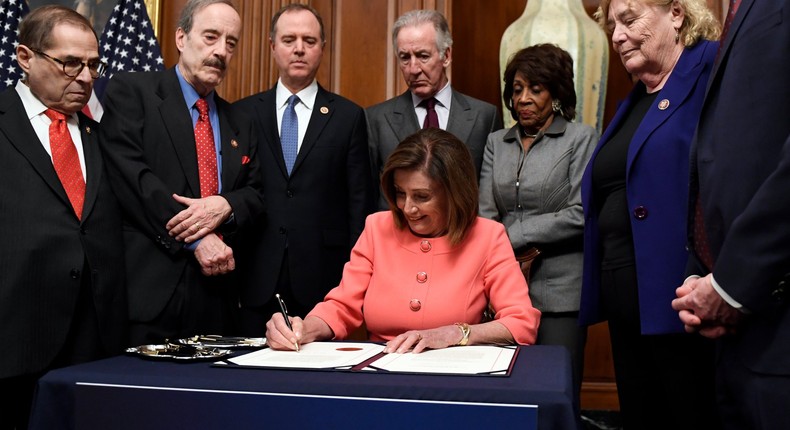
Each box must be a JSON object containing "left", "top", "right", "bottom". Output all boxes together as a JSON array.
[{"left": 281, "top": 95, "right": 300, "bottom": 175}]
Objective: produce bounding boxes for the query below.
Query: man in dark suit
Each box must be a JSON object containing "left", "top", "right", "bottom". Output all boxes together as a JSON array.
[
  {"left": 367, "top": 9, "right": 501, "bottom": 209},
  {"left": 672, "top": 1, "right": 790, "bottom": 428},
  {"left": 234, "top": 4, "right": 374, "bottom": 332},
  {"left": 99, "top": 0, "right": 264, "bottom": 346},
  {"left": 0, "top": 6, "right": 126, "bottom": 429}
]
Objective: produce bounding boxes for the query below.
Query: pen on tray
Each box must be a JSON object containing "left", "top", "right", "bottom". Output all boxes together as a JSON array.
[{"left": 275, "top": 293, "right": 300, "bottom": 352}]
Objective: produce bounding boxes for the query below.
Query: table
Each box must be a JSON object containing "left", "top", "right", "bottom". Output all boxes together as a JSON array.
[{"left": 29, "top": 345, "right": 577, "bottom": 430}]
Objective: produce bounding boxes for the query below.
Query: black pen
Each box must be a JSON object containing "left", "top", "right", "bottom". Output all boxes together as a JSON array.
[{"left": 275, "top": 293, "right": 299, "bottom": 352}]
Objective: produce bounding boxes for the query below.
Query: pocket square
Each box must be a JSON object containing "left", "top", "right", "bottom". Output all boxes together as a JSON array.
[{"left": 241, "top": 155, "right": 250, "bottom": 165}]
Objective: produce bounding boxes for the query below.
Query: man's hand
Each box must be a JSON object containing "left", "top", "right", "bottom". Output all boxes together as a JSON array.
[
  {"left": 166, "top": 194, "right": 232, "bottom": 242},
  {"left": 671, "top": 274, "right": 742, "bottom": 338},
  {"left": 194, "top": 233, "right": 235, "bottom": 276}
]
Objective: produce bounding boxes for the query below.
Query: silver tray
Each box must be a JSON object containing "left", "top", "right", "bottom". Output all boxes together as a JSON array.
[
  {"left": 126, "top": 344, "right": 232, "bottom": 361},
  {"left": 176, "top": 335, "right": 266, "bottom": 348}
]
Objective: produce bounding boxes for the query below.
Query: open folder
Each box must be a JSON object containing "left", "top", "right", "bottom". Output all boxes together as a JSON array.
[{"left": 216, "top": 342, "right": 519, "bottom": 376}]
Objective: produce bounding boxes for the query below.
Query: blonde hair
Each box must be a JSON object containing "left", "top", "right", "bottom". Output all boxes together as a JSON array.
[{"left": 595, "top": 0, "right": 721, "bottom": 47}]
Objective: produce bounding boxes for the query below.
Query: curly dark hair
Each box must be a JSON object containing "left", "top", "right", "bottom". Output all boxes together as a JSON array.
[{"left": 502, "top": 43, "right": 576, "bottom": 122}]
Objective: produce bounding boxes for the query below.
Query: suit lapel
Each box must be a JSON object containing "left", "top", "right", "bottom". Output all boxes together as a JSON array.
[
  {"left": 446, "top": 90, "right": 476, "bottom": 142},
  {"left": 256, "top": 89, "right": 289, "bottom": 177},
  {"left": 627, "top": 42, "right": 710, "bottom": 173},
  {"left": 78, "top": 113, "right": 101, "bottom": 222},
  {"left": 386, "top": 91, "right": 420, "bottom": 144},
  {"left": 215, "top": 95, "right": 242, "bottom": 190},
  {"left": 158, "top": 69, "right": 200, "bottom": 197},
  {"left": 709, "top": 0, "right": 753, "bottom": 85},
  {"left": 292, "top": 85, "right": 332, "bottom": 176},
  {"left": 0, "top": 90, "right": 75, "bottom": 214}
]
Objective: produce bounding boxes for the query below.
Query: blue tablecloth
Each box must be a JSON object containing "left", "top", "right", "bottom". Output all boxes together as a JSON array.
[{"left": 29, "top": 344, "right": 578, "bottom": 429}]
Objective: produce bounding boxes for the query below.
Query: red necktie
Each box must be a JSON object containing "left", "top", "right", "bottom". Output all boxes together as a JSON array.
[
  {"left": 421, "top": 97, "right": 439, "bottom": 129},
  {"left": 45, "top": 109, "right": 85, "bottom": 220},
  {"left": 194, "top": 98, "right": 219, "bottom": 197}
]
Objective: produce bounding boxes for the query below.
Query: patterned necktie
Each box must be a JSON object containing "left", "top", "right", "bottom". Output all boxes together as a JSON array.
[
  {"left": 45, "top": 109, "right": 85, "bottom": 220},
  {"left": 281, "top": 95, "right": 300, "bottom": 175},
  {"left": 194, "top": 98, "right": 219, "bottom": 197},
  {"left": 421, "top": 97, "right": 439, "bottom": 129}
]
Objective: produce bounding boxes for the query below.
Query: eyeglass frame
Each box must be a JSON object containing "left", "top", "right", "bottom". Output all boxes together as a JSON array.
[{"left": 29, "top": 48, "right": 107, "bottom": 79}]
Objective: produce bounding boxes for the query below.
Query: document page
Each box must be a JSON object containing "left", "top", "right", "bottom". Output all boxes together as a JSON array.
[
  {"left": 226, "top": 342, "right": 385, "bottom": 369},
  {"left": 369, "top": 345, "right": 516, "bottom": 375}
]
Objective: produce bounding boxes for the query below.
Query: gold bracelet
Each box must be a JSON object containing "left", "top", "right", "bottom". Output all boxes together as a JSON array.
[{"left": 454, "top": 322, "right": 470, "bottom": 346}]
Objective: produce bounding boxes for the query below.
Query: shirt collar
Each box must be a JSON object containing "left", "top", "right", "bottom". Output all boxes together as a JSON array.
[
  {"left": 276, "top": 78, "right": 319, "bottom": 110},
  {"left": 15, "top": 80, "right": 78, "bottom": 122},
  {"left": 411, "top": 81, "right": 452, "bottom": 108}
]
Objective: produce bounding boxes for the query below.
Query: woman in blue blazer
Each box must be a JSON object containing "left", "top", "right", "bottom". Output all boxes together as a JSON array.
[{"left": 579, "top": 1, "right": 721, "bottom": 428}]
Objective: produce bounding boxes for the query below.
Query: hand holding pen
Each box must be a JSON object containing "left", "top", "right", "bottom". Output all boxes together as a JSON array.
[{"left": 275, "top": 294, "right": 300, "bottom": 352}]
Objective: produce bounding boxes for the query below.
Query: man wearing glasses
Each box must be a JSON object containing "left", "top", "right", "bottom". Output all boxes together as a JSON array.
[{"left": 0, "top": 6, "right": 127, "bottom": 429}]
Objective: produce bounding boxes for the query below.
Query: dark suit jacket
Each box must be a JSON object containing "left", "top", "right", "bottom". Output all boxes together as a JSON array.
[
  {"left": 0, "top": 88, "right": 126, "bottom": 378},
  {"left": 234, "top": 84, "right": 375, "bottom": 310},
  {"left": 367, "top": 89, "right": 502, "bottom": 207},
  {"left": 690, "top": 0, "right": 790, "bottom": 374},
  {"left": 99, "top": 68, "right": 265, "bottom": 322},
  {"left": 580, "top": 40, "right": 718, "bottom": 334}
]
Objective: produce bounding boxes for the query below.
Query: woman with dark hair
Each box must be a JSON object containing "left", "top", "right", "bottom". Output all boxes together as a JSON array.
[
  {"left": 479, "top": 43, "right": 597, "bottom": 405},
  {"left": 266, "top": 128, "right": 540, "bottom": 353}
]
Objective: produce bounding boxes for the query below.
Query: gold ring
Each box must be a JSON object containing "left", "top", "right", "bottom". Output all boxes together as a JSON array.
[{"left": 194, "top": 222, "right": 201, "bottom": 230}]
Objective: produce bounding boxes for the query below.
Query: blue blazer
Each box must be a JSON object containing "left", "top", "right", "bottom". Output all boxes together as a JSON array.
[
  {"left": 691, "top": 0, "right": 790, "bottom": 375},
  {"left": 579, "top": 40, "right": 718, "bottom": 334}
]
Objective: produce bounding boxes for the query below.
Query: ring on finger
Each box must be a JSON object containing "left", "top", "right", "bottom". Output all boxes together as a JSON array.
[{"left": 194, "top": 222, "right": 201, "bottom": 230}]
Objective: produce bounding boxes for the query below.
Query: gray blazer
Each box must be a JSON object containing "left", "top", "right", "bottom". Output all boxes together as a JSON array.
[
  {"left": 479, "top": 117, "right": 597, "bottom": 312},
  {"left": 367, "top": 89, "right": 501, "bottom": 208}
]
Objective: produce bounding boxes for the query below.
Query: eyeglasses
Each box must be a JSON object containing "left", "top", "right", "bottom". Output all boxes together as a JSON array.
[{"left": 30, "top": 49, "right": 107, "bottom": 79}]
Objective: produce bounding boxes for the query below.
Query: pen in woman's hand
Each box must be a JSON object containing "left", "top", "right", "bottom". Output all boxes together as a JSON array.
[{"left": 275, "top": 293, "right": 300, "bottom": 352}]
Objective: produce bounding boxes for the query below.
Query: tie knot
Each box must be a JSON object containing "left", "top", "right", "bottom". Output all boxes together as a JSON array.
[
  {"left": 195, "top": 98, "right": 210, "bottom": 116},
  {"left": 44, "top": 108, "right": 67, "bottom": 122},
  {"left": 420, "top": 97, "right": 437, "bottom": 110},
  {"left": 287, "top": 95, "right": 300, "bottom": 109}
]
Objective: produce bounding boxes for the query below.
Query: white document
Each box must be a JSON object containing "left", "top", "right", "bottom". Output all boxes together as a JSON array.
[
  {"left": 369, "top": 345, "right": 516, "bottom": 375},
  {"left": 226, "top": 342, "right": 385, "bottom": 369}
]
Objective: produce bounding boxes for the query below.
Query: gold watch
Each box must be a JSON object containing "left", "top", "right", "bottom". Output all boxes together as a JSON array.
[{"left": 454, "top": 322, "right": 470, "bottom": 346}]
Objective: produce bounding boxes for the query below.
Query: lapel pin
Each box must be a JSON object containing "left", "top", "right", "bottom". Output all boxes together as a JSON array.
[
  {"left": 230, "top": 139, "right": 238, "bottom": 148},
  {"left": 85, "top": 126, "right": 92, "bottom": 134},
  {"left": 658, "top": 99, "right": 670, "bottom": 110},
  {"left": 320, "top": 106, "right": 329, "bottom": 114}
]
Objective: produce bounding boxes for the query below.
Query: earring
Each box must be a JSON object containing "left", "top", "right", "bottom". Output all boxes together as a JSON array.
[
  {"left": 552, "top": 99, "right": 561, "bottom": 113},
  {"left": 675, "top": 28, "right": 680, "bottom": 43}
]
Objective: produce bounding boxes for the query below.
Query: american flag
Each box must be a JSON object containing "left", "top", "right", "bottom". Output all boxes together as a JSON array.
[
  {"left": 0, "top": 0, "right": 29, "bottom": 90},
  {"left": 95, "top": 0, "right": 164, "bottom": 100}
]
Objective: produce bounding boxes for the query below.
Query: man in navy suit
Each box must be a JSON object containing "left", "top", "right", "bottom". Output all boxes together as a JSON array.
[
  {"left": 672, "top": 1, "right": 790, "bottom": 428},
  {"left": 99, "top": 0, "right": 264, "bottom": 346},
  {"left": 367, "top": 9, "right": 501, "bottom": 209},
  {"left": 0, "top": 6, "right": 126, "bottom": 429},
  {"left": 234, "top": 4, "right": 375, "bottom": 333}
]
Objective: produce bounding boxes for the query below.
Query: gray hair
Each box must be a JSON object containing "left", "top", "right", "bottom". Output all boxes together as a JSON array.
[
  {"left": 392, "top": 10, "right": 453, "bottom": 60},
  {"left": 177, "top": 0, "right": 237, "bottom": 35}
]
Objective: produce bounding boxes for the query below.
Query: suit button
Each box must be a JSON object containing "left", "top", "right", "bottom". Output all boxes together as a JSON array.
[
  {"left": 633, "top": 206, "right": 648, "bottom": 220},
  {"left": 279, "top": 227, "right": 286, "bottom": 234},
  {"left": 286, "top": 190, "right": 294, "bottom": 198},
  {"left": 70, "top": 269, "right": 80, "bottom": 279}
]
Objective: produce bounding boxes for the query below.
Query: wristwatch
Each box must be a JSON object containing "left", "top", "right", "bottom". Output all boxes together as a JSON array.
[{"left": 454, "top": 322, "right": 470, "bottom": 346}]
